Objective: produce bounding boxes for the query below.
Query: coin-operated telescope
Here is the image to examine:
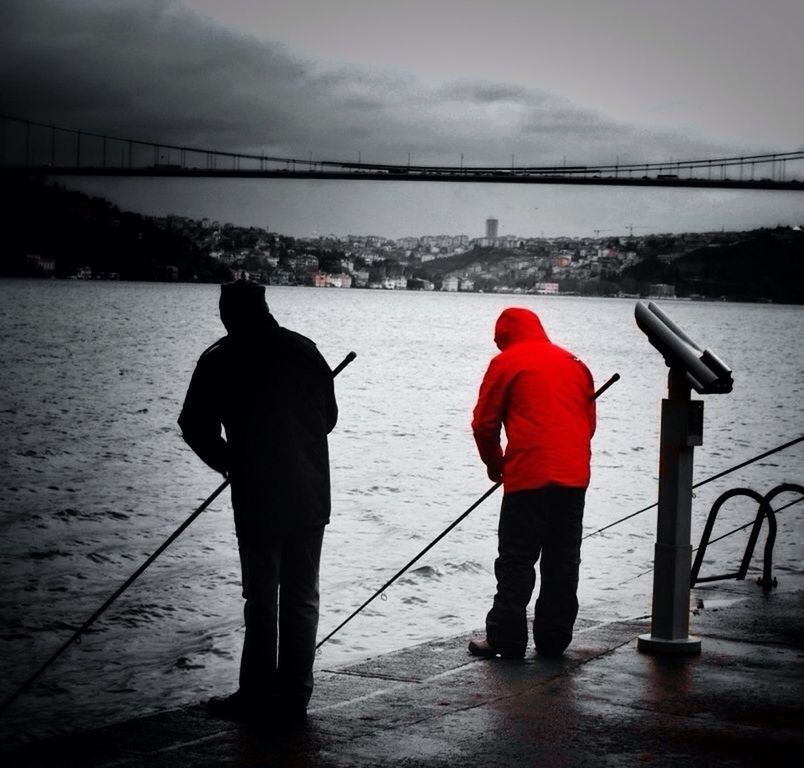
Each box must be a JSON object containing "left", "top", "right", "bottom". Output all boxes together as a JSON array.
[
  {"left": 635, "top": 301, "right": 733, "bottom": 395},
  {"left": 634, "top": 302, "right": 733, "bottom": 655}
]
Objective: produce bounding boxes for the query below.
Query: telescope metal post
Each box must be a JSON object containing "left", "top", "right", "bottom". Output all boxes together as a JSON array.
[{"left": 638, "top": 367, "right": 703, "bottom": 655}]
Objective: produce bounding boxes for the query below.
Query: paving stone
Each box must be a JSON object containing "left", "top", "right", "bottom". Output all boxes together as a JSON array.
[{"left": 2, "top": 576, "right": 801, "bottom": 767}]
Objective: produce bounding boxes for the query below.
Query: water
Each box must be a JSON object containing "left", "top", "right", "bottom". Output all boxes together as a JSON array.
[{"left": 1, "top": 279, "right": 802, "bottom": 744}]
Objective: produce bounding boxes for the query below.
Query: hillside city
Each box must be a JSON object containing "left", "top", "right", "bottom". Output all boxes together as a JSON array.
[
  {"left": 144, "top": 213, "right": 800, "bottom": 300},
  {"left": 185, "top": 215, "right": 650, "bottom": 294},
  {"left": 5, "top": 180, "right": 803, "bottom": 303}
]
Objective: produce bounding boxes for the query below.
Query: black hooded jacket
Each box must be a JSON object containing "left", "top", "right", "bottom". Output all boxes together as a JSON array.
[{"left": 178, "top": 310, "right": 338, "bottom": 534}]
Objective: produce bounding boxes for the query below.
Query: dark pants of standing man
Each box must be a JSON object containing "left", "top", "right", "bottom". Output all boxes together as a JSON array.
[
  {"left": 486, "top": 486, "right": 586, "bottom": 658},
  {"left": 237, "top": 524, "right": 325, "bottom": 709}
]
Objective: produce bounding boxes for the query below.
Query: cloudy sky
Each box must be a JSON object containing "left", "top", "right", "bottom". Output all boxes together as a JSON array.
[{"left": 2, "top": 0, "right": 803, "bottom": 237}]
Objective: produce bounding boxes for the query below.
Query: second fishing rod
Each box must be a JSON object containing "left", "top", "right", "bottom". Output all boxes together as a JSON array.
[{"left": 317, "top": 371, "right": 620, "bottom": 649}]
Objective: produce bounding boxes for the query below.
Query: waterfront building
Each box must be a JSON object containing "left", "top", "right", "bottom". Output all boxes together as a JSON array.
[
  {"left": 535, "top": 282, "right": 560, "bottom": 294},
  {"left": 25, "top": 254, "right": 55, "bottom": 275},
  {"left": 329, "top": 273, "right": 352, "bottom": 288},
  {"left": 269, "top": 268, "right": 293, "bottom": 285},
  {"left": 648, "top": 283, "right": 676, "bottom": 298},
  {"left": 407, "top": 277, "right": 435, "bottom": 291}
]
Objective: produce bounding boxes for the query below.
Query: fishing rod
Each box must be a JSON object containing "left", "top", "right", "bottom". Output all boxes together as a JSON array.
[
  {"left": 618, "top": 492, "right": 804, "bottom": 587},
  {"left": 583, "top": 432, "right": 804, "bottom": 540},
  {"left": 0, "top": 350, "right": 357, "bottom": 718},
  {"left": 317, "top": 371, "right": 620, "bottom": 649}
]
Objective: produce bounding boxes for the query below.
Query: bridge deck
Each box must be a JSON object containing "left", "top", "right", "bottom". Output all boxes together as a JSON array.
[{"left": 4, "top": 166, "right": 804, "bottom": 190}]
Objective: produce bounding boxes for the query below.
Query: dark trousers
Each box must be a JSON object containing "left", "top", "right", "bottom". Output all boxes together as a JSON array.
[
  {"left": 237, "top": 524, "right": 325, "bottom": 707},
  {"left": 486, "top": 486, "right": 585, "bottom": 657}
]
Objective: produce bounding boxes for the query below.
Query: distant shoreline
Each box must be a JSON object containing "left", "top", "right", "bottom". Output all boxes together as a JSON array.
[
  {"left": 1, "top": 275, "right": 794, "bottom": 306},
  {"left": 3, "top": 178, "right": 803, "bottom": 304}
]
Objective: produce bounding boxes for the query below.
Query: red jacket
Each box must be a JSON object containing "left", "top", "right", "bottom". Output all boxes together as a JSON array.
[{"left": 472, "top": 308, "right": 596, "bottom": 493}]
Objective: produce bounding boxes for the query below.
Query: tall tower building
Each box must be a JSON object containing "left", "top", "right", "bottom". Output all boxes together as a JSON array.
[{"left": 486, "top": 217, "right": 499, "bottom": 239}]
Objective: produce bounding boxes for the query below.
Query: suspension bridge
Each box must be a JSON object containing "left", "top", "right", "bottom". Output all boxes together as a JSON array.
[{"left": 2, "top": 115, "right": 803, "bottom": 190}]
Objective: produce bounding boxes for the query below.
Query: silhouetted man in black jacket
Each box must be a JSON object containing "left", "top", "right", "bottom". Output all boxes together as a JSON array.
[{"left": 179, "top": 280, "right": 337, "bottom": 722}]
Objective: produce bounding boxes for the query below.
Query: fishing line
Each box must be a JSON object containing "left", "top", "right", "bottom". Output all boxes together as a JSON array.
[{"left": 316, "top": 481, "right": 502, "bottom": 650}]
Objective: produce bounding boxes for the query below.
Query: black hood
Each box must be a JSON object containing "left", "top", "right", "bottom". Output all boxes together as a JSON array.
[{"left": 219, "top": 280, "right": 278, "bottom": 335}]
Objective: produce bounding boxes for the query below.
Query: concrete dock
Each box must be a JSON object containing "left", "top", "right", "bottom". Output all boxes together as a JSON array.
[{"left": 3, "top": 574, "right": 802, "bottom": 767}]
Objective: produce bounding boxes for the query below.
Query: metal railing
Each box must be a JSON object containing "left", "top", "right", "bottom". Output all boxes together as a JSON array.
[{"left": 691, "top": 483, "right": 804, "bottom": 591}]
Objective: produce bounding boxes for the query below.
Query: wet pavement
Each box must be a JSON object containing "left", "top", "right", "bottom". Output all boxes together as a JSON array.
[{"left": 3, "top": 574, "right": 802, "bottom": 767}]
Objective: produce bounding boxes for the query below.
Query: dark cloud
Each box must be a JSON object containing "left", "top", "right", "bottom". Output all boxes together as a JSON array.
[
  {"left": 0, "top": 0, "right": 735, "bottom": 166},
  {"left": 437, "top": 81, "right": 536, "bottom": 105}
]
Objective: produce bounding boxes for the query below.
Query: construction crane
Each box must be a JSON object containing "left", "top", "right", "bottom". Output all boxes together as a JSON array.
[{"left": 624, "top": 224, "right": 650, "bottom": 238}]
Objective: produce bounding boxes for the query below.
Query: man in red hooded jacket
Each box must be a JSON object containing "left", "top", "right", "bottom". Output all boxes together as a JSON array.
[{"left": 469, "top": 307, "right": 596, "bottom": 658}]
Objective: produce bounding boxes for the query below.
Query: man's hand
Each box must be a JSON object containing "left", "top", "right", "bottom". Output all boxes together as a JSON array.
[{"left": 486, "top": 464, "right": 503, "bottom": 483}]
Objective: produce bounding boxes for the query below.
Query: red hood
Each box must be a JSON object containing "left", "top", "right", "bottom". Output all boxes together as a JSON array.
[{"left": 494, "top": 308, "right": 550, "bottom": 350}]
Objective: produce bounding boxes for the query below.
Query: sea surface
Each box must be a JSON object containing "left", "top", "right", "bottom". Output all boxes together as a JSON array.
[{"left": 0, "top": 279, "right": 802, "bottom": 744}]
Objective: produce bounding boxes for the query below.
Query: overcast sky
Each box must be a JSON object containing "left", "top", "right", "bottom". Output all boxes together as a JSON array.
[{"left": 2, "top": 0, "right": 803, "bottom": 237}]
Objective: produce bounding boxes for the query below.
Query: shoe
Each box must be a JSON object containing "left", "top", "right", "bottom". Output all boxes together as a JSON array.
[
  {"left": 468, "top": 638, "right": 496, "bottom": 657},
  {"left": 536, "top": 647, "right": 566, "bottom": 658},
  {"left": 206, "top": 691, "right": 247, "bottom": 721},
  {"left": 468, "top": 638, "right": 525, "bottom": 660},
  {"left": 205, "top": 690, "right": 269, "bottom": 722},
  {"left": 276, "top": 702, "right": 308, "bottom": 724}
]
